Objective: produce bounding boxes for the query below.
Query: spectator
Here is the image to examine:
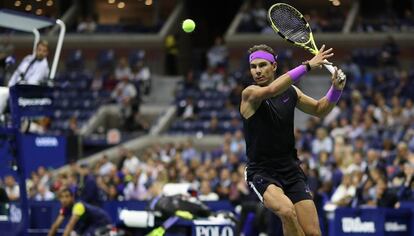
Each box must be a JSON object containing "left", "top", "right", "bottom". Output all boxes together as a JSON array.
[
  {"left": 374, "top": 180, "right": 399, "bottom": 208},
  {"left": 131, "top": 60, "right": 151, "bottom": 96},
  {"left": 90, "top": 70, "right": 104, "bottom": 92},
  {"left": 181, "top": 70, "right": 199, "bottom": 91},
  {"left": 111, "top": 76, "right": 137, "bottom": 126},
  {"left": 38, "top": 166, "right": 51, "bottom": 187},
  {"left": 0, "top": 36, "right": 15, "bottom": 85},
  {"left": 178, "top": 97, "right": 199, "bottom": 120},
  {"left": 35, "top": 184, "right": 55, "bottom": 201},
  {"left": 28, "top": 117, "right": 52, "bottom": 134},
  {"left": 216, "top": 168, "right": 231, "bottom": 199},
  {"left": 207, "top": 116, "right": 221, "bottom": 134},
  {"left": 181, "top": 139, "right": 198, "bottom": 163},
  {"left": 122, "top": 149, "right": 140, "bottom": 175},
  {"left": 227, "top": 84, "right": 243, "bottom": 108},
  {"left": 164, "top": 34, "right": 178, "bottom": 75},
  {"left": 217, "top": 72, "right": 236, "bottom": 94},
  {"left": 8, "top": 40, "right": 49, "bottom": 87},
  {"left": 0, "top": 186, "right": 9, "bottom": 216},
  {"left": 380, "top": 35, "right": 399, "bottom": 66},
  {"left": 396, "top": 161, "right": 414, "bottom": 201},
  {"left": 324, "top": 173, "right": 356, "bottom": 211},
  {"left": 198, "top": 180, "right": 219, "bottom": 201},
  {"left": 207, "top": 36, "right": 228, "bottom": 70},
  {"left": 316, "top": 151, "right": 333, "bottom": 184},
  {"left": 340, "top": 57, "right": 361, "bottom": 81},
  {"left": 230, "top": 130, "right": 246, "bottom": 155},
  {"left": 228, "top": 171, "right": 249, "bottom": 204},
  {"left": 199, "top": 67, "right": 222, "bottom": 91},
  {"left": 116, "top": 146, "right": 129, "bottom": 171},
  {"left": 312, "top": 127, "right": 333, "bottom": 155},
  {"left": 76, "top": 15, "right": 97, "bottom": 33},
  {"left": 360, "top": 114, "right": 379, "bottom": 141},
  {"left": 103, "top": 72, "right": 118, "bottom": 92},
  {"left": 330, "top": 117, "right": 351, "bottom": 138},
  {"left": 345, "top": 151, "right": 367, "bottom": 174},
  {"left": 106, "top": 185, "right": 121, "bottom": 201},
  {"left": 393, "top": 142, "right": 412, "bottom": 166},
  {"left": 366, "top": 149, "right": 382, "bottom": 170},
  {"left": 77, "top": 163, "right": 102, "bottom": 206},
  {"left": 4, "top": 175, "right": 19, "bottom": 201},
  {"left": 68, "top": 116, "right": 80, "bottom": 136},
  {"left": 238, "top": 0, "right": 267, "bottom": 33},
  {"left": 98, "top": 155, "right": 116, "bottom": 176},
  {"left": 123, "top": 168, "right": 148, "bottom": 200},
  {"left": 1, "top": 41, "right": 49, "bottom": 114},
  {"left": 114, "top": 57, "right": 132, "bottom": 81}
]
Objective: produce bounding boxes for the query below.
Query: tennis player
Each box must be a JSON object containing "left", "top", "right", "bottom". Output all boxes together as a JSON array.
[
  {"left": 241, "top": 44, "right": 345, "bottom": 236},
  {"left": 48, "top": 188, "right": 111, "bottom": 236}
]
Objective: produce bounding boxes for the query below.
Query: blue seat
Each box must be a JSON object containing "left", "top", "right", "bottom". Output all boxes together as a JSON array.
[
  {"left": 96, "top": 24, "right": 123, "bottom": 33},
  {"left": 65, "top": 49, "right": 84, "bottom": 70},
  {"left": 129, "top": 50, "right": 145, "bottom": 66},
  {"left": 199, "top": 110, "right": 217, "bottom": 120},
  {"left": 97, "top": 49, "right": 116, "bottom": 69}
]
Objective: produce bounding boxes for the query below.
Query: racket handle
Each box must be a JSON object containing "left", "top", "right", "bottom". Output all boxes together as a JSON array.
[
  {"left": 323, "top": 60, "right": 345, "bottom": 82},
  {"left": 323, "top": 61, "right": 335, "bottom": 75}
]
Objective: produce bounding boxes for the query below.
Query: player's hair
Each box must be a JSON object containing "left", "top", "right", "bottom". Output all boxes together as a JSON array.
[
  {"left": 248, "top": 44, "right": 275, "bottom": 57},
  {"left": 58, "top": 188, "right": 74, "bottom": 197}
]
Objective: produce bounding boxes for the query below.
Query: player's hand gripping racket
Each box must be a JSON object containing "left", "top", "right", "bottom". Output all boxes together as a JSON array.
[{"left": 268, "top": 3, "right": 345, "bottom": 81}]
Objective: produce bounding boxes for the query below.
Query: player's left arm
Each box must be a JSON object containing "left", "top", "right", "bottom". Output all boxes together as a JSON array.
[
  {"left": 62, "top": 202, "right": 85, "bottom": 236},
  {"left": 62, "top": 214, "right": 79, "bottom": 236},
  {"left": 294, "top": 68, "right": 346, "bottom": 118}
]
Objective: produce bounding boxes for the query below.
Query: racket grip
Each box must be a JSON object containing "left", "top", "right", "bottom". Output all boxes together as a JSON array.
[
  {"left": 323, "top": 60, "right": 345, "bottom": 82},
  {"left": 323, "top": 62, "right": 335, "bottom": 75}
]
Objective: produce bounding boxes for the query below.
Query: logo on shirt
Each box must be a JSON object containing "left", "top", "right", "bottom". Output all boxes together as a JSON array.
[
  {"left": 282, "top": 97, "right": 289, "bottom": 103},
  {"left": 304, "top": 186, "right": 312, "bottom": 197}
]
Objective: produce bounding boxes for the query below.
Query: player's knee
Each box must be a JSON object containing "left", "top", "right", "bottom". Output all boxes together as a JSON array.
[
  {"left": 263, "top": 191, "right": 296, "bottom": 220},
  {"left": 275, "top": 204, "right": 297, "bottom": 220},
  {"left": 302, "top": 221, "right": 321, "bottom": 236},
  {"left": 304, "top": 229, "right": 321, "bottom": 236}
]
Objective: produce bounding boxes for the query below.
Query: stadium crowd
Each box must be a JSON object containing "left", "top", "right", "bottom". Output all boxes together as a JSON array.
[
  {"left": 1, "top": 36, "right": 413, "bottom": 219},
  {"left": 0, "top": 1, "right": 413, "bottom": 235}
]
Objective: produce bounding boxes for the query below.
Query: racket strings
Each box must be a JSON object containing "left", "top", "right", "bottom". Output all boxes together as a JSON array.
[{"left": 269, "top": 5, "right": 310, "bottom": 44}]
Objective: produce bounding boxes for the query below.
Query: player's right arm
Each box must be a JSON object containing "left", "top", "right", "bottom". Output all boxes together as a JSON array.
[
  {"left": 240, "top": 45, "right": 334, "bottom": 119},
  {"left": 47, "top": 214, "right": 65, "bottom": 236},
  {"left": 240, "top": 74, "right": 294, "bottom": 119},
  {"left": 62, "top": 202, "right": 85, "bottom": 236}
]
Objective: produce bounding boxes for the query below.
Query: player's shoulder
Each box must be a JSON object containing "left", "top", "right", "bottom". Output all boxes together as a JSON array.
[{"left": 242, "top": 85, "right": 260, "bottom": 95}]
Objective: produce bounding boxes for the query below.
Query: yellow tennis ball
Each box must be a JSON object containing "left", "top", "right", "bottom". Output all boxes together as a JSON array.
[{"left": 182, "top": 19, "right": 195, "bottom": 33}]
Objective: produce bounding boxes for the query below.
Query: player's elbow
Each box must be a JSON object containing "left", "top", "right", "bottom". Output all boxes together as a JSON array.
[
  {"left": 314, "top": 106, "right": 330, "bottom": 119},
  {"left": 268, "top": 84, "right": 284, "bottom": 97},
  {"left": 315, "top": 111, "right": 328, "bottom": 119}
]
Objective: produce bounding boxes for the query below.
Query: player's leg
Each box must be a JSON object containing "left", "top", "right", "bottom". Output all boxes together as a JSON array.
[
  {"left": 294, "top": 199, "right": 321, "bottom": 236},
  {"left": 262, "top": 184, "right": 305, "bottom": 236},
  {"left": 286, "top": 180, "right": 321, "bottom": 236}
]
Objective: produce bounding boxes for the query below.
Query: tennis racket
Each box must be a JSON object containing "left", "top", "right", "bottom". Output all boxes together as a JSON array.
[{"left": 268, "top": 3, "right": 344, "bottom": 81}]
